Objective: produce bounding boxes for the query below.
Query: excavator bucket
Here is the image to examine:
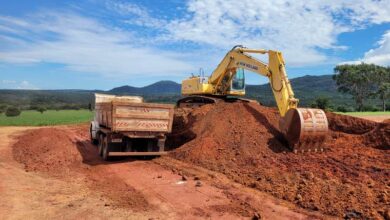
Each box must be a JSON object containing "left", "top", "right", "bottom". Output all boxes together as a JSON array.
[{"left": 279, "top": 108, "right": 328, "bottom": 153}]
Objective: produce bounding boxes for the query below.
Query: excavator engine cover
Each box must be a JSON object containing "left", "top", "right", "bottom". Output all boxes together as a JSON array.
[{"left": 279, "top": 108, "right": 328, "bottom": 153}]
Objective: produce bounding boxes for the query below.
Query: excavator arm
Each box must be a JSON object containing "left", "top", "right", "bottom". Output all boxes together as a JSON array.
[
  {"left": 209, "top": 46, "right": 298, "bottom": 117},
  {"left": 180, "top": 46, "right": 329, "bottom": 152}
]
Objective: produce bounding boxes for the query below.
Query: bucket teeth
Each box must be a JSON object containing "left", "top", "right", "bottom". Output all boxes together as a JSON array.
[{"left": 291, "top": 141, "right": 325, "bottom": 153}]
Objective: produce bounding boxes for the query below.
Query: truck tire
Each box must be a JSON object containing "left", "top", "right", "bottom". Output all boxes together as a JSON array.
[
  {"left": 102, "top": 136, "right": 111, "bottom": 161},
  {"left": 98, "top": 134, "right": 104, "bottom": 156}
]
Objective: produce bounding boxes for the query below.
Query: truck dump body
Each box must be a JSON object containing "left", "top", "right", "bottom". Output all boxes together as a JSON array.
[
  {"left": 95, "top": 101, "right": 174, "bottom": 133},
  {"left": 91, "top": 94, "right": 175, "bottom": 160}
]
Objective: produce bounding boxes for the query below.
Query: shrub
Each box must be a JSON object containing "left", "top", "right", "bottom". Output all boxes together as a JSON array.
[
  {"left": 5, "top": 107, "right": 21, "bottom": 117},
  {"left": 362, "top": 105, "right": 380, "bottom": 112},
  {"left": 310, "top": 97, "right": 332, "bottom": 110},
  {"left": 37, "top": 106, "right": 47, "bottom": 114},
  {"left": 336, "top": 106, "right": 348, "bottom": 112},
  {"left": 0, "top": 104, "right": 7, "bottom": 114},
  {"left": 62, "top": 104, "right": 81, "bottom": 110}
]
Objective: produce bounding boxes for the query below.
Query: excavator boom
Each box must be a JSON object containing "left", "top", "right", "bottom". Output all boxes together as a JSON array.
[{"left": 179, "top": 46, "right": 329, "bottom": 152}]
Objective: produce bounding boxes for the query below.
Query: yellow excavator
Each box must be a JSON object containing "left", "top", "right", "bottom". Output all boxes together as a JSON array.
[{"left": 178, "top": 45, "right": 328, "bottom": 153}]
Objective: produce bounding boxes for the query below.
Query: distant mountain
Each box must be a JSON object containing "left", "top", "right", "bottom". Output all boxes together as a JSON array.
[
  {"left": 106, "top": 75, "right": 351, "bottom": 107},
  {"left": 2, "top": 74, "right": 377, "bottom": 110},
  {"left": 245, "top": 74, "right": 343, "bottom": 106},
  {"left": 110, "top": 80, "right": 181, "bottom": 95}
]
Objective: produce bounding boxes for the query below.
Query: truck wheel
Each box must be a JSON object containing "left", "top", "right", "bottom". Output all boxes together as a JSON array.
[
  {"left": 102, "top": 136, "right": 110, "bottom": 161},
  {"left": 98, "top": 134, "right": 104, "bottom": 156}
]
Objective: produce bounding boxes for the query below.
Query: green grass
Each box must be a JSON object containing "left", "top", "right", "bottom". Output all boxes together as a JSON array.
[
  {"left": 337, "top": 111, "right": 390, "bottom": 116},
  {"left": 0, "top": 110, "right": 93, "bottom": 126}
]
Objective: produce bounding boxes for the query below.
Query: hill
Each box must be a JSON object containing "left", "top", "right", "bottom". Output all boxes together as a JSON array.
[
  {"left": 245, "top": 74, "right": 350, "bottom": 107},
  {"left": 0, "top": 75, "right": 379, "bottom": 111},
  {"left": 110, "top": 81, "right": 181, "bottom": 94}
]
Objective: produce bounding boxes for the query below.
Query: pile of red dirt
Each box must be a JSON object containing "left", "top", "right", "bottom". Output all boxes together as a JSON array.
[
  {"left": 12, "top": 125, "right": 149, "bottom": 210},
  {"left": 325, "top": 112, "right": 378, "bottom": 134},
  {"left": 326, "top": 112, "right": 390, "bottom": 150},
  {"left": 169, "top": 102, "right": 390, "bottom": 219},
  {"left": 13, "top": 127, "right": 82, "bottom": 173}
]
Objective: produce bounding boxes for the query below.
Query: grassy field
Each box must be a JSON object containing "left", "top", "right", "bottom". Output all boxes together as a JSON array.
[
  {"left": 0, "top": 109, "right": 388, "bottom": 126},
  {"left": 0, "top": 110, "right": 93, "bottom": 126},
  {"left": 338, "top": 111, "right": 390, "bottom": 116}
]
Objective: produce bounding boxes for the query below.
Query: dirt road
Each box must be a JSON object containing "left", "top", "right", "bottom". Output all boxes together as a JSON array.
[{"left": 0, "top": 125, "right": 322, "bottom": 220}]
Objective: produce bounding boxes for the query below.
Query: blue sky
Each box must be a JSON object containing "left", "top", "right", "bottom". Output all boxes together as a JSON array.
[{"left": 0, "top": 0, "right": 390, "bottom": 90}]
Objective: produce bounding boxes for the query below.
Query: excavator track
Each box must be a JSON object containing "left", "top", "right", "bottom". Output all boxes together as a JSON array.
[
  {"left": 177, "top": 96, "right": 258, "bottom": 108},
  {"left": 177, "top": 96, "right": 221, "bottom": 108},
  {"left": 279, "top": 108, "right": 328, "bottom": 153}
]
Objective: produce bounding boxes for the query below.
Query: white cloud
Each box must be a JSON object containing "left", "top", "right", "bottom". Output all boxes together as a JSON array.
[
  {"left": 0, "top": 12, "right": 194, "bottom": 77},
  {"left": 0, "top": 80, "right": 39, "bottom": 89},
  {"left": 361, "top": 31, "right": 390, "bottom": 66},
  {"left": 106, "top": 1, "right": 167, "bottom": 28},
  {"left": 343, "top": 30, "right": 390, "bottom": 66},
  {"left": 164, "top": 0, "right": 390, "bottom": 66},
  {"left": 0, "top": 0, "right": 390, "bottom": 80}
]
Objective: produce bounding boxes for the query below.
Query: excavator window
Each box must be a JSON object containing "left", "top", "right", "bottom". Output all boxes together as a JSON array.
[{"left": 231, "top": 68, "right": 245, "bottom": 91}]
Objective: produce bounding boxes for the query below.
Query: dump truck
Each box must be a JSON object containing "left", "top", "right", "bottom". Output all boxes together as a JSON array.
[{"left": 90, "top": 93, "right": 174, "bottom": 160}]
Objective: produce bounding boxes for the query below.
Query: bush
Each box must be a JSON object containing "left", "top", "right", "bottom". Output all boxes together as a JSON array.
[
  {"left": 0, "top": 104, "right": 7, "bottom": 114},
  {"left": 336, "top": 106, "right": 348, "bottom": 112},
  {"left": 5, "top": 107, "right": 21, "bottom": 117},
  {"left": 310, "top": 97, "right": 332, "bottom": 110},
  {"left": 362, "top": 105, "right": 380, "bottom": 112},
  {"left": 62, "top": 104, "right": 81, "bottom": 110},
  {"left": 37, "top": 106, "right": 47, "bottom": 114}
]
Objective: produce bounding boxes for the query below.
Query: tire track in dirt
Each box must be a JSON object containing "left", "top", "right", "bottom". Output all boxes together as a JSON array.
[{"left": 6, "top": 124, "right": 327, "bottom": 219}]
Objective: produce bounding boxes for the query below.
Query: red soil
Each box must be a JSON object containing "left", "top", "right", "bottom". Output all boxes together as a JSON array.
[
  {"left": 169, "top": 102, "right": 390, "bottom": 219},
  {"left": 10, "top": 102, "right": 389, "bottom": 219},
  {"left": 12, "top": 125, "right": 150, "bottom": 211}
]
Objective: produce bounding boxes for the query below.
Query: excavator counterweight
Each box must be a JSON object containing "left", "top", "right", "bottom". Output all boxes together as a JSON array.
[{"left": 178, "top": 45, "right": 329, "bottom": 152}]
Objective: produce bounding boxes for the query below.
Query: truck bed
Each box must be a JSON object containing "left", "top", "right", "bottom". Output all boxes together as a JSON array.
[{"left": 95, "top": 101, "right": 174, "bottom": 133}]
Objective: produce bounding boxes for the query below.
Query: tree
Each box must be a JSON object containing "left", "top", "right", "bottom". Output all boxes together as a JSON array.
[
  {"left": 370, "top": 67, "right": 390, "bottom": 111},
  {"left": 5, "top": 107, "right": 21, "bottom": 117},
  {"left": 375, "top": 82, "right": 390, "bottom": 112},
  {"left": 311, "top": 97, "right": 331, "bottom": 110},
  {"left": 333, "top": 63, "right": 381, "bottom": 111},
  {"left": 37, "top": 106, "right": 47, "bottom": 114},
  {"left": 0, "top": 104, "right": 7, "bottom": 114}
]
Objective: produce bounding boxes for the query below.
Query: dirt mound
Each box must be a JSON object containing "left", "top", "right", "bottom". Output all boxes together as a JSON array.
[
  {"left": 326, "top": 112, "right": 377, "bottom": 134},
  {"left": 325, "top": 112, "right": 389, "bottom": 150},
  {"left": 363, "top": 122, "right": 390, "bottom": 150},
  {"left": 13, "top": 127, "right": 82, "bottom": 172},
  {"left": 12, "top": 125, "right": 149, "bottom": 210},
  {"left": 169, "top": 102, "right": 390, "bottom": 219}
]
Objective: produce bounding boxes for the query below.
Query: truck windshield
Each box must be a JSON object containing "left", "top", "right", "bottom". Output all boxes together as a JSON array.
[{"left": 231, "top": 68, "right": 245, "bottom": 90}]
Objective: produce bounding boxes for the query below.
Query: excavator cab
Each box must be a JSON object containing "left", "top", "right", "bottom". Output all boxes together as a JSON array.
[{"left": 231, "top": 68, "right": 245, "bottom": 91}]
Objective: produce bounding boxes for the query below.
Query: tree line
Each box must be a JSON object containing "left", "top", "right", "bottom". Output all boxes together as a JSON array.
[
  {"left": 334, "top": 63, "right": 389, "bottom": 111},
  {"left": 311, "top": 63, "right": 389, "bottom": 112},
  {"left": 0, "top": 103, "right": 93, "bottom": 117}
]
